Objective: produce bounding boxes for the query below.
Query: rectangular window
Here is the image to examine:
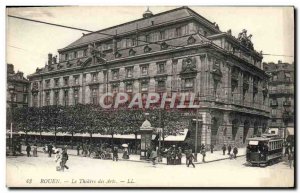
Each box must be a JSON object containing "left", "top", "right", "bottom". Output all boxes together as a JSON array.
[
  {"left": 78, "top": 50, "right": 84, "bottom": 58},
  {"left": 74, "top": 90, "right": 79, "bottom": 105},
  {"left": 74, "top": 75, "right": 79, "bottom": 85},
  {"left": 157, "top": 62, "right": 166, "bottom": 74},
  {"left": 54, "top": 91, "right": 59, "bottom": 106},
  {"left": 68, "top": 52, "right": 74, "bottom": 60},
  {"left": 45, "top": 80, "right": 50, "bottom": 88},
  {"left": 64, "top": 77, "right": 69, "bottom": 86},
  {"left": 92, "top": 73, "right": 98, "bottom": 82},
  {"left": 157, "top": 80, "right": 166, "bottom": 91},
  {"left": 126, "top": 67, "right": 133, "bottom": 78},
  {"left": 146, "top": 34, "right": 150, "bottom": 42},
  {"left": 33, "top": 94, "right": 38, "bottom": 107},
  {"left": 83, "top": 74, "right": 86, "bottom": 83},
  {"left": 160, "top": 31, "right": 166, "bottom": 40},
  {"left": 185, "top": 78, "right": 194, "bottom": 88},
  {"left": 141, "top": 82, "right": 148, "bottom": 92},
  {"left": 176, "top": 27, "right": 182, "bottom": 37},
  {"left": 172, "top": 59, "right": 178, "bottom": 73},
  {"left": 54, "top": 78, "right": 59, "bottom": 87},
  {"left": 23, "top": 94, "right": 27, "bottom": 103},
  {"left": 141, "top": 66, "right": 148, "bottom": 76},
  {"left": 63, "top": 90, "right": 69, "bottom": 106},
  {"left": 112, "top": 70, "right": 119, "bottom": 80},
  {"left": 75, "top": 51, "right": 78, "bottom": 58},
  {"left": 23, "top": 85, "right": 28, "bottom": 92},
  {"left": 45, "top": 92, "right": 50, "bottom": 106},
  {"left": 112, "top": 85, "right": 119, "bottom": 94},
  {"left": 126, "top": 83, "right": 133, "bottom": 93}
]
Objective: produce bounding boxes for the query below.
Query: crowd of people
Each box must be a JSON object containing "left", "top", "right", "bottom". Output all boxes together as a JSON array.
[{"left": 20, "top": 140, "right": 242, "bottom": 171}]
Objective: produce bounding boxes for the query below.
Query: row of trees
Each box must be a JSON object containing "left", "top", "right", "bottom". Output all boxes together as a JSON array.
[{"left": 7, "top": 104, "right": 191, "bottom": 149}]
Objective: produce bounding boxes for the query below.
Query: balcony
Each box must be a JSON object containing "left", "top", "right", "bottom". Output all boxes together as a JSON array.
[
  {"left": 270, "top": 101, "right": 278, "bottom": 107},
  {"left": 283, "top": 101, "right": 292, "bottom": 106}
]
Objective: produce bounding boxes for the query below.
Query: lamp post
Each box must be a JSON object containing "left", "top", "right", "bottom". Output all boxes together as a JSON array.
[
  {"left": 8, "top": 85, "right": 15, "bottom": 156},
  {"left": 192, "top": 109, "right": 202, "bottom": 162}
]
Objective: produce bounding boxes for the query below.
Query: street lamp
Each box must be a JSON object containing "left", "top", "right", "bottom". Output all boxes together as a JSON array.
[
  {"left": 8, "top": 85, "right": 15, "bottom": 156},
  {"left": 192, "top": 110, "right": 202, "bottom": 162}
]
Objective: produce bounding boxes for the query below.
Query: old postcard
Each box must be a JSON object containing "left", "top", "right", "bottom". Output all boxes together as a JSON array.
[{"left": 6, "top": 6, "right": 295, "bottom": 188}]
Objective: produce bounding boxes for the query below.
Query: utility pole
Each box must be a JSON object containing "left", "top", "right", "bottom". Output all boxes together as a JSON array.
[{"left": 158, "top": 109, "right": 162, "bottom": 162}]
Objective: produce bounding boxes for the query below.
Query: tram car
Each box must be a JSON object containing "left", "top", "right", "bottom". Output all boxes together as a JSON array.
[{"left": 246, "top": 134, "right": 284, "bottom": 166}]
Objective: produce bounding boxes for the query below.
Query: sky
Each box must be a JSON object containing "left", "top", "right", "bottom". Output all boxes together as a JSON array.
[{"left": 6, "top": 6, "right": 294, "bottom": 76}]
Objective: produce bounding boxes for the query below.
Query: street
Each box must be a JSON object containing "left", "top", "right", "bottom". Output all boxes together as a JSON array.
[{"left": 6, "top": 151, "right": 294, "bottom": 187}]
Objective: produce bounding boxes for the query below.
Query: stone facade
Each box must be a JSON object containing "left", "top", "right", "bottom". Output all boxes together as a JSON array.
[
  {"left": 27, "top": 7, "right": 270, "bottom": 148},
  {"left": 7, "top": 64, "right": 29, "bottom": 108},
  {"left": 263, "top": 61, "right": 294, "bottom": 137}
]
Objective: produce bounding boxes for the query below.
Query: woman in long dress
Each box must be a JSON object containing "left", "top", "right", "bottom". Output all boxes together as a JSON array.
[
  {"left": 32, "top": 144, "right": 38, "bottom": 157},
  {"left": 55, "top": 151, "right": 62, "bottom": 171}
]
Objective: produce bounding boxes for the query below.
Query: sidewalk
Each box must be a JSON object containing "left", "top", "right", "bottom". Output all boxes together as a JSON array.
[{"left": 23, "top": 146, "right": 246, "bottom": 165}]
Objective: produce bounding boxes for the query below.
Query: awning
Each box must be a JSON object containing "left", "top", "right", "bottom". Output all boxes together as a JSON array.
[
  {"left": 163, "top": 129, "right": 188, "bottom": 142},
  {"left": 287, "top": 127, "right": 294, "bottom": 136},
  {"left": 249, "top": 140, "right": 259, "bottom": 145}
]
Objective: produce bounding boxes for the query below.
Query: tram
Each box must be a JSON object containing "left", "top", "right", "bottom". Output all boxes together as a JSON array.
[{"left": 246, "top": 134, "right": 283, "bottom": 166}]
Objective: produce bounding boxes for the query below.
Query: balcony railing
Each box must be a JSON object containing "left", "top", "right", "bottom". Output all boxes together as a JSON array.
[
  {"left": 283, "top": 101, "right": 292, "bottom": 106},
  {"left": 269, "top": 88, "right": 294, "bottom": 95}
]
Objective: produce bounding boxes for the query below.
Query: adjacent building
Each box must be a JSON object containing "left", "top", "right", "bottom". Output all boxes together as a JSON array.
[
  {"left": 27, "top": 7, "right": 270, "bottom": 147},
  {"left": 7, "top": 64, "right": 29, "bottom": 108},
  {"left": 263, "top": 61, "right": 294, "bottom": 139}
]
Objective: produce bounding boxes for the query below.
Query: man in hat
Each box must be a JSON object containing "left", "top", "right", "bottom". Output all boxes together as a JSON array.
[
  {"left": 227, "top": 144, "right": 232, "bottom": 155},
  {"left": 222, "top": 144, "right": 226, "bottom": 155},
  {"left": 48, "top": 143, "right": 53, "bottom": 157},
  {"left": 210, "top": 144, "right": 214, "bottom": 154},
  {"left": 233, "top": 146, "right": 238, "bottom": 159},
  {"left": 187, "top": 150, "right": 195, "bottom": 168},
  {"left": 26, "top": 143, "right": 31, "bottom": 157},
  {"left": 112, "top": 146, "right": 118, "bottom": 161},
  {"left": 61, "top": 148, "right": 69, "bottom": 171}
]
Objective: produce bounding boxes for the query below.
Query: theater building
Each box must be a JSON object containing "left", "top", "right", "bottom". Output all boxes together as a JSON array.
[{"left": 27, "top": 6, "right": 270, "bottom": 147}]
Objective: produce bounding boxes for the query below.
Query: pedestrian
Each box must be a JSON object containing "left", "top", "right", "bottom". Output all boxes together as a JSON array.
[
  {"left": 284, "top": 143, "right": 290, "bottom": 157},
  {"left": 222, "top": 144, "right": 226, "bottom": 155},
  {"left": 187, "top": 150, "right": 195, "bottom": 168},
  {"left": 76, "top": 143, "right": 80, "bottom": 156},
  {"left": 147, "top": 146, "right": 152, "bottom": 160},
  {"left": 61, "top": 148, "right": 69, "bottom": 171},
  {"left": 48, "top": 143, "right": 53, "bottom": 157},
  {"left": 288, "top": 152, "right": 294, "bottom": 168},
  {"left": 166, "top": 148, "right": 172, "bottom": 165},
  {"left": 210, "top": 144, "right": 214, "bottom": 153},
  {"left": 26, "top": 143, "right": 31, "bottom": 157},
  {"left": 185, "top": 149, "right": 190, "bottom": 165},
  {"left": 201, "top": 147, "right": 206, "bottom": 163},
  {"left": 177, "top": 147, "right": 182, "bottom": 164},
  {"left": 150, "top": 148, "right": 158, "bottom": 165},
  {"left": 55, "top": 150, "right": 62, "bottom": 171},
  {"left": 32, "top": 143, "right": 38, "bottom": 157},
  {"left": 112, "top": 146, "right": 118, "bottom": 161},
  {"left": 122, "top": 147, "right": 129, "bottom": 159},
  {"left": 227, "top": 144, "right": 232, "bottom": 155},
  {"left": 233, "top": 146, "right": 238, "bottom": 159}
]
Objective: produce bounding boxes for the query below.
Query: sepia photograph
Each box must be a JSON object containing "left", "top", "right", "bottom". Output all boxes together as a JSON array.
[{"left": 5, "top": 5, "right": 295, "bottom": 188}]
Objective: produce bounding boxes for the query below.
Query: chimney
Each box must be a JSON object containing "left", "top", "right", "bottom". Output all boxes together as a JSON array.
[
  {"left": 278, "top": 60, "right": 282, "bottom": 64},
  {"left": 48, "top": 53, "right": 53, "bottom": 65},
  {"left": 53, "top": 55, "right": 57, "bottom": 64}
]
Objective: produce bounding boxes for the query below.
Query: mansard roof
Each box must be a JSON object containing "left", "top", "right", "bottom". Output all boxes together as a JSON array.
[
  {"left": 59, "top": 6, "right": 220, "bottom": 51},
  {"left": 28, "top": 33, "right": 211, "bottom": 77}
]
